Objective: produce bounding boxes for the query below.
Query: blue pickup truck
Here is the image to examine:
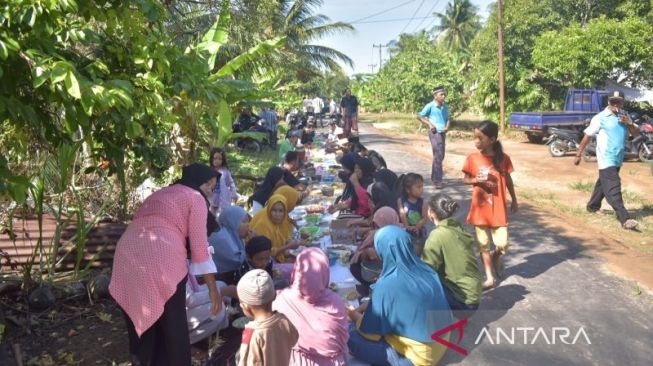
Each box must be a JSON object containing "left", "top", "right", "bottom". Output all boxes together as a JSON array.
[{"left": 510, "top": 89, "right": 610, "bottom": 143}]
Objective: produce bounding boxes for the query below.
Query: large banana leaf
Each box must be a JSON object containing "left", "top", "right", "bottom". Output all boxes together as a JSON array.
[
  {"left": 210, "top": 37, "right": 287, "bottom": 80},
  {"left": 216, "top": 99, "right": 233, "bottom": 147},
  {"left": 196, "top": 1, "right": 231, "bottom": 70}
]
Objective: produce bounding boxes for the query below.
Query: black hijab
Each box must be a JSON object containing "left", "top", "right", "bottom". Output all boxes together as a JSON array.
[
  {"left": 374, "top": 169, "right": 399, "bottom": 193},
  {"left": 368, "top": 182, "right": 399, "bottom": 214},
  {"left": 176, "top": 163, "right": 221, "bottom": 237},
  {"left": 177, "top": 163, "right": 221, "bottom": 192},
  {"left": 340, "top": 152, "right": 358, "bottom": 172},
  {"left": 250, "top": 167, "right": 285, "bottom": 207}
]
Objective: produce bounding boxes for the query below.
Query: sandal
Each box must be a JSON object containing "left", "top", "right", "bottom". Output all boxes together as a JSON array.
[
  {"left": 622, "top": 219, "right": 639, "bottom": 230},
  {"left": 482, "top": 279, "right": 496, "bottom": 290}
]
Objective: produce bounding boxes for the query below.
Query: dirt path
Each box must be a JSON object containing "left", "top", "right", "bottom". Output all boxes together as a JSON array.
[
  {"left": 366, "top": 119, "right": 653, "bottom": 291},
  {"left": 358, "top": 121, "right": 653, "bottom": 365}
]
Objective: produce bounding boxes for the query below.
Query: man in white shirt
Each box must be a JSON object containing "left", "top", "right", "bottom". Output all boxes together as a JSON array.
[
  {"left": 312, "top": 95, "right": 324, "bottom": 115},
  {"left": 302, "top": 95, "right": 313, "bottom": 114},
  {"left": 329, "top": 98, "right": 338, "bottom": 115}
]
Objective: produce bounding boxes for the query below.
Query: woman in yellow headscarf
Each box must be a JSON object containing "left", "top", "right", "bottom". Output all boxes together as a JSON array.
[
  {"left": 250, "top": 194, "right": 301, "bottom": 263},
  {"left": 274, "top": 185, "right": 301, "bottom": 213}
]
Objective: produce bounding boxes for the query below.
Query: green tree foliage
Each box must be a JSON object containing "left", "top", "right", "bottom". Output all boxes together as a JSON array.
[
  {"left": 432, "top": 0, "right": 481, "bottom": 51},
  {"left": 468, "top": 0, "right": 564, "bottom": 120},
  {"left": 468, "top": 0, "right": 652, "bottom": 120},
  {"left": 532, "top": 17, "right": 653, "bottom": 88},
  {"left": 0, "top": 0, "right": 283, "bottom": 212},
  {"left": 361, "top": 34, "right": 466, "bottom": 114}
]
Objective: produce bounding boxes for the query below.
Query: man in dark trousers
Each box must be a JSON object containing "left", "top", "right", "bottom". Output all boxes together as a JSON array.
[
  {"left": 340, "top": 88, "right": 359, "bottom": 137},
  {"left": 574, "top": 90, "right": 639, "bottom": 230},
  {"left": 417, "top": 86, "right": 450, "bottom": 188}
]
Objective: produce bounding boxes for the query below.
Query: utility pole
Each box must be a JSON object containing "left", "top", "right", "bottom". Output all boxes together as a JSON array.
[
  {"left": 368, "top": 63, "right": 377, "bottom": 73},
  {"left": 497, "top": 0, "right": 506, "bottom": 134},
  {"left": 373, "top": 44, "right": 387, "bottom": 70}
]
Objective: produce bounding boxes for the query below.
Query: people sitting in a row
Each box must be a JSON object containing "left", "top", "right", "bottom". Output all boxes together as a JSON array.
[
  {"left": 348, "top": 226, "right": 453, "bottom": 366},
  {"left": 328, "top": 155, "right": 374, "bottom": 218}
]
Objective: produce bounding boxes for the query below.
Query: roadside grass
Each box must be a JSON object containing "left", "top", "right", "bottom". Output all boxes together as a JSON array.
[
  {"left": 360, "top": 111, "right": 488, "bottom": 138},
  {"left": 229, "top": 147, "right": 278, "bottom": 196},
  {"left": 520, "top": 189, "right": 653, "bottom": 250},
  {"left": 361, "top": 111, "right": 527, "bottom": 141},
  {"left": 569, "top": 181, "right": 594, "bottom": 193},
  {"left": 569, "top": 181, "right": 651, "bottom": 207}
]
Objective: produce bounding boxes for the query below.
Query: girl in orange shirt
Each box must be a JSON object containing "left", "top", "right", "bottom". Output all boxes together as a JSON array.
[{"left": 462, "top": 121, "right": 518, "bottom": 289}]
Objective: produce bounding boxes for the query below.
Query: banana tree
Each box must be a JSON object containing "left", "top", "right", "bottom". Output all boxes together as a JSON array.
[{"left": 195, "top": 0, "right": 287, "bottom": 148}]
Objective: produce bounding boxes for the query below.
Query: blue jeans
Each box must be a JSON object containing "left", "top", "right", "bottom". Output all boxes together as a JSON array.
[
  {"left": 348, "top": 326, "right": 414, "bottom": 366},
  {"left": 443, "top": 286, "right": 479, "bottom": 319}
]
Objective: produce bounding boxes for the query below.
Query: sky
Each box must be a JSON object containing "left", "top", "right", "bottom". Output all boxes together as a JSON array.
[{"left": 313, "top": 0, "right": 495, "bottom": 75}]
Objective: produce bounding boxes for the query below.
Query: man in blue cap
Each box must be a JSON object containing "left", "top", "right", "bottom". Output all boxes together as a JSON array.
[
  {"left": 574, "top": 90, "right": 640, "bottom": 230},
  {"left": 417, "top": 85, "right": 450, "bottom": 188}
]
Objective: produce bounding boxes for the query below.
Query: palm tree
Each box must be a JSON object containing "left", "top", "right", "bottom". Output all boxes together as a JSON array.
[
  {"left": 275, "top": 0, "right": 354, "bottom": 72},
  {"left": 432, "top": 0, "right": 481, "bottom": 51}
]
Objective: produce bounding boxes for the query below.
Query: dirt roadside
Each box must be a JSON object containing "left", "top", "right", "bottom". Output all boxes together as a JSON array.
[{"left": 366, "top": 118, "right": 653, "bottom": 291}]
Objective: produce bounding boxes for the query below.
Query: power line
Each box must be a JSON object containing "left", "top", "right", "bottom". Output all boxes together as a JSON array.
[
  {"left": 423, "top": 8, "right": 441, "bottom": 31},
  {"left": 348, "top": 0, "right": 417, "bottom": 24},
  {"left": 352, "top": 15, "right": 437, "bottom": 25},
  {"left": 412, "top": 0, "right": 442, "bottom": 32},
  {"left": 399, "top": 0, "right": 426, "bottom": 35}
]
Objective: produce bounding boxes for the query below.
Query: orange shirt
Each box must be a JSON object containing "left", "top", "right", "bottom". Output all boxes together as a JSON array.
[{"left": 462, "top": 152, "right": 514, "bottom": 227}]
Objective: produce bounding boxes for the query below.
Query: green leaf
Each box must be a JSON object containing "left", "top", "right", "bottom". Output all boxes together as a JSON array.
[
  {"left": 0, "top": 39, "right": 7, "bottom": 60},
  {"left": 197, "top": 1, "right": 231, "bottom": 69},
  {"left": 33, "top": 66, "right": 49, "bottom": 88},
  {"left": 212, "top": 37, "right": 286, "bottom": 79},
  {"left": 65, "top": 70, "right": 81, "bottom": 99},
  {"left": 50, "top": 63, "right": 68, "bottom": 84},
  {"left": 80, "top": 88, "right": 94, "bottom": 115},
  {"left": 25, "top": 6, "right": 36, "bottom": 27},
  {"left": 126, "top": 121, "right": 144, "bottom": 138},
  {"left": 216, "top": 99, "right": 233, "bottom": 147}
]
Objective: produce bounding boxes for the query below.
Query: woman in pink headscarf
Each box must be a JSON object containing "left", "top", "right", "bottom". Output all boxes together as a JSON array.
[
  {"left": 273, "top": 248, "right": 349, "bottom": 366},
  {"left": 349, "top": 206, "right": 401, "bottom": 296}
]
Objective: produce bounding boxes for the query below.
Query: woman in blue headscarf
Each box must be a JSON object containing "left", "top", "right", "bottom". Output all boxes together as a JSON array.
[
  {"left": 347, "top": 225, "right": 453, "bottom": 366},
  {"left": 209, "top": 206, "right": 252, "bottom": 285}
]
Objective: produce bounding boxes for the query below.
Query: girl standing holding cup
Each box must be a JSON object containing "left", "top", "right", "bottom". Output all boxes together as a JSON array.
[{"left": 462, "top": 121, "right": 518, "bottom": 289}]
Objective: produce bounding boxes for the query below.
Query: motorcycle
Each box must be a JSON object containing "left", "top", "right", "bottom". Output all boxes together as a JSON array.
[
  {"left": 638, "top": 114, "right": 653, "bottom": 140},
  {"left": 581, "top": 122, "right": 653, "bottom": 163},
  {"left": 546, "top": 128, "right": 582, "bottom": 157},
  {"left": 232, "top": 119, "right": 270, "bottom": 153}
]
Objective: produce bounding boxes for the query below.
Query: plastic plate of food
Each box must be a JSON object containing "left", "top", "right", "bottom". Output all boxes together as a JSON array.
[{"left": 300, "top": 226, "right": 320, "bottom": 239}]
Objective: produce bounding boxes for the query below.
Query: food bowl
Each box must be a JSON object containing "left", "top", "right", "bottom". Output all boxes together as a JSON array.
[
  {"left": 305, "top": 214, "right": 322, "bottom": 225},
  {"left": 361, "top": 260, "right": 382, "bottom": 283},
  {"left": 321, "top": 186, "right": 335, "bottom": 197},
  {"left": 303, "top": 167, "right": 316, "bottom": 177},
  {"left": 328, "top": 252, "right": 339, "bottom": 266},
  {"left": 300, "top": 226, "right": 320, "bottom": 239}
]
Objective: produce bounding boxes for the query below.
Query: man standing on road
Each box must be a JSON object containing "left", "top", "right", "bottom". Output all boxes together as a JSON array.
[
  {"left": 417, "top": 85, "right": 450, "bottom": 188},
  {"left": 340, "top": 88, "right": 359, "bottom": 136},
  {"left": 574, "top": 90, "right": 639, "bottom": 230}
]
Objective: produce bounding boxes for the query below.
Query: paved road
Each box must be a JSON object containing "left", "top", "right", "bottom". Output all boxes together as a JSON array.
[{"left": 358, "top": 124, "right": 653, "bottom": 366}]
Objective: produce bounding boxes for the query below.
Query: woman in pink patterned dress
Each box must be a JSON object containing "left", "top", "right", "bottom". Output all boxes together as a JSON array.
[{"left": 109, "top": 164, "right": 223, "bottom": 366}]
